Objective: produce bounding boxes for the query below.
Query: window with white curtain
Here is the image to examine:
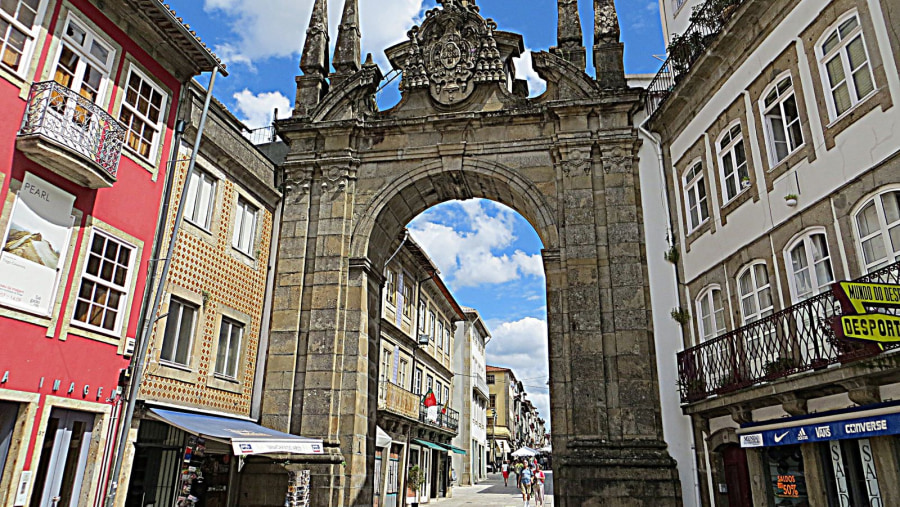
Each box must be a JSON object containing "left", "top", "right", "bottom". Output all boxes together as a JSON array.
[
  {"left": 232, "top": 197, "right": 257, "bottom": 255},
  {"left": 185, "top": 169, "right": 216, "bottom": 229},
  {"left": 696, "top": 287, "right": 726, "bottom": 342},
  {"left": 737, "top": 263, "right": 774, "bottom": 325},
  {"left": 854, "top": 189, "right": 900, "bottom": 273},
  {"left": 818, "top": 12, "right": 875, "bottom": 119},
  {"left": 215, "top": 318, "right": 243, "bottom": 379},
  {"left": 786, "top": 232, "right": 835, "bottom": 303},
  {"left": 762, "top": 75, "right": 804, "bottom": 165},
  {"left": 717, "top": 123, "right": 749, "bottom": 203},
  {"left": 683, "top": 161, "right": 709, "bottom": 232}
]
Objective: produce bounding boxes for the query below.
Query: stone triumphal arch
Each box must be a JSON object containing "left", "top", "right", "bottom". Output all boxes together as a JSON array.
[{"left": 259, "top": 0, "right": 683, "bottom": 505}]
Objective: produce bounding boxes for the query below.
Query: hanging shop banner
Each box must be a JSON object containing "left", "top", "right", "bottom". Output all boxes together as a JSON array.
[
  {"left": 740, "top": 412, "right": 900, "bottom": 448},
  {"left": 832, "top": 314, "right": 900, "bottom": 343},
  {"left": 0, "top": 173, "right": 75, "bottom": 315},
  {"left": 833, "top": 281, "right": 900, "bottom": 314}
]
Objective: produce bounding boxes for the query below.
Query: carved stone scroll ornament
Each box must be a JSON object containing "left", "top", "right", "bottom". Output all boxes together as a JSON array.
[{"left": 399, "top": 1, "right": 506, "bottom": 105}]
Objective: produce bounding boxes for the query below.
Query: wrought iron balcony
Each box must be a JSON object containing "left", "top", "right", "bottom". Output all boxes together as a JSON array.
[
  {"left": 419, "top": 403, "right": 459, "bottom": 433},
  {"left": 645, "top": 0, "right": 745, "bottom": 118},
  {"left": 678, "top": 261, "right": 900, "bottom": 403},
  {"left": 17, "top": 81, "right": 126, "bottom": 188},
  {"left": 378, "top": 380, "right": 421, "bottom": 421}
]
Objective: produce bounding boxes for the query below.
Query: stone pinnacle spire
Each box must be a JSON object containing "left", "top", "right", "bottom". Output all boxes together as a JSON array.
[
  {"left": 593, "top": 0, "right": 621, "bottom": 45},
  {"left": 593, "top": 0, "right": 625, "bottom": 87},
  {"left": 333, "top": 0, "right": 361, "bottom": 75},
  {"left": 552, "top": 0, "right": 586, "bottom": 70},
  {"left": 300, "top": 0, "right": 329, "bottom": 77}
]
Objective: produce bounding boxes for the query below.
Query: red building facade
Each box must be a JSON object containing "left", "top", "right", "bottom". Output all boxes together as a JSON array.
[{"left": 0, "top": 1, "right": 220, "bottom": 505}]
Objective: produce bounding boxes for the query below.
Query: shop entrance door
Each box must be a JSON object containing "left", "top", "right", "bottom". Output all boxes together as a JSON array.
[
  {"left": 30, "top": 409, "right": 95, "bottom": 507},
  {"left": 722, "top": 445, "right": 752, "bottom": 507}
]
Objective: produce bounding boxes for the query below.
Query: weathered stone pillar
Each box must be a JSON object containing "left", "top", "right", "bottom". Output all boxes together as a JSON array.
[
  {"left": 745, "top": 448, "right": 769, "bottom": 507},
  {"left": 548, "top": 106, "right": 681, "bottom": 505}
]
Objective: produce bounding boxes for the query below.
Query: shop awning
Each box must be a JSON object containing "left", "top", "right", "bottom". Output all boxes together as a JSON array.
[
  {"left": 149, "top": 408, "right": 324, "bottom": 457},
  {"left": 495, "top": 440, "right": 510, "bottom": 453},
  {"left": 413, "top": 439, "right": 448, "bottom": 452},
  {"left": 737, "top": 404, "right": 900, "bottom": 448},
  {"left": 376, "top": 426, "right": 392, "bottom": 448},
  {"left": 437, "top": 443, "right": 467, "bottom": 455}
]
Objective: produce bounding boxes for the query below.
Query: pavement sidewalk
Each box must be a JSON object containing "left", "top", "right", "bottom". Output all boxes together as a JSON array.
[{"left": 430, "top": 472, "right": 553, "bottom": 507}]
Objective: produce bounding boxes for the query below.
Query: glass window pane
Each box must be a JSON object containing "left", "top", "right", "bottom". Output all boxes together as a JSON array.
[
  {"left": 216, "top": 322, "right": 230, "bottom": 375},
  {"left": 883, "top": 192, "right": 900, "bottom": 224},
  {"left": 161, "top": 302, "right": 180, "bottom": 361},
  {"left": 822, "top": 31, "right": 839, "bottom": 54},
  {"left": 175, "top": 304, "right": 194, "bottom": 364},
  {"left": 857, "top": 202, "right": 880, "bottom": 236},
  {"left": 853, "top": 66, "right": 874, "bottom": 100}
]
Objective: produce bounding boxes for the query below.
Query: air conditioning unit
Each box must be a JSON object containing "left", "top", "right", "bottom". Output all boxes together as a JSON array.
[
  {"left": 124, "top": 337, "right": 136, "bottom": 356},
  {"left": 418, "top": 334, "right": 430, "bottom": 346}
]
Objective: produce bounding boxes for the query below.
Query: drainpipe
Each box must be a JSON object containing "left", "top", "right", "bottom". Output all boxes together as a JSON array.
[
  {"left": 104, "top": 68, "right": 219, "bottom": 507},
  {"left": 252, "top": 194, "right": 282, "bottom": 420},
  {"left": 638, "top": 114, "right": 702, "bottom": 507}
]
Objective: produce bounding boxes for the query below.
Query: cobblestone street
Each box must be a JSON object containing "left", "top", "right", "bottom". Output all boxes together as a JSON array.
[{"left": 432, "top": 472, "right": 554, "bottom": 507}]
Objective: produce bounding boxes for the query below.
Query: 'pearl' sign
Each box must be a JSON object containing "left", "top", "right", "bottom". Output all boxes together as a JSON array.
[{"left": 0, "top": 173, "right": 75, "bottom": 315}]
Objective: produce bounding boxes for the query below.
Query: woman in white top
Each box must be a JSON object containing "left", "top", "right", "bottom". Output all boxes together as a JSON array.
[{"left": 502, "top": 460, "right": 510, "bottom": 486}]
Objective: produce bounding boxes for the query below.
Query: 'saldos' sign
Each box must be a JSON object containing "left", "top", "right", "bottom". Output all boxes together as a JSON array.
[{"left": 831, "top": 281, "right": 900, "bottom": 344}]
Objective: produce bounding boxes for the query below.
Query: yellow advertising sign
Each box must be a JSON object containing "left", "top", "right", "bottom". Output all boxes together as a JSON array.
[
  {"left": 837, "top": 282, "right": 900, "bottom": 313},
  {"left": 836, "top": 314, "right": 900, "bottom": 343}
]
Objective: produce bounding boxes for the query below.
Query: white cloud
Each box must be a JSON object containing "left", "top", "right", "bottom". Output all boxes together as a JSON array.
[
  {"left": 408, "top": 200, "right": 544, "bottom": 289},
  {"left": 204, "top": 0, "right": 428, "bottom": 70},
  {"left": 232, "top": 89, "right": 292, "bottom": 129},
  {"left": 486, "top": 317, "right": 551, "bottom": 430},
  {"left": 513, "top": 49, "right": 547, "bottom": 98}
]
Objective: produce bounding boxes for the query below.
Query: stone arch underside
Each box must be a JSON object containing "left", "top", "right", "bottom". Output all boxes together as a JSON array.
[{"left": 352, "top": 157, "right": 559, "bottom": 270}]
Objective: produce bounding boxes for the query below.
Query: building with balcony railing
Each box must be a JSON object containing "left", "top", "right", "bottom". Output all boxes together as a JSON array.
[
  {"left": 0, "top": 2, "right": 223, "bottom": 506},
  {"left": 638, "top": 0, "right": 900, "bottom": 505},
  {"left": 373, "top": 235, "right": 468, "bottom": 507},
  {"left": 452, "top": 307, "right": 491, "bottom": 486}
]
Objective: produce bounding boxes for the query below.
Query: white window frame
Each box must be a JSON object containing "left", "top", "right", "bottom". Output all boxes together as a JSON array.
[
  {"left": 215, "top": 317, "right": 243, "bottom": 379},
  {"left": 429, "top": 310, "right": 436, "bottom": 341},
  {"left": 716, "top": 121, "right": 750, "bottom": 204},
  {"left": 784, "top": 229, "right": 835, "bottom": 303},
  {"left": 418, "top": 301, "right": 427, "bottom": 334},
  {"left": 816, "top": 11, "right": 876, "bottom": 121},
  {"left": 385, "top": 269, "right": 396, "bottom": 307},
  {"left": 695, "top": 286, "right": 726, "bottom": 343},
  {"left": 437, "top": 320, "right": 444, "bottom": 350},
  {"left": 852, "top": 188, "right": 900, "bottom": 273},
  {"left": 381, "top": 348, "right": 393, "bottom": 383},
  {"left": 159, "top": 297, "right": 198, "bottom": 366},
  {"left": 0, "top": 0, "right": 47, "bottom": 76},
  {"left": 737, "top": 262, "right": 775, "bottom": 325},
  {"left": 184, "top": 168, "right": 216, "bottom": 230},
  {"left": 119, "top": 65, "right": 168, "bottom": 162},
  {"left": 399, "top": 359, "right": 409, "bottom": 389},
  {"left": 443, "top": 327, "right": 451, "bottom": 353},
  {"left": 414, "top": 368, "right": 423, "bottom": 394},
  {"left": 760, "top": 73, "right": 804, "bottom": 166},
  {"left": 51, "top": 13, "right": 115, "bottom": 102},
  {"left": 232, "top": 197, "right": 257, "bottom": 256},
  {"left": 71, "top": 230, "right": 136, "bottom": 336},
  {"left": 402, "top": 280, "right": 413, "bottom": 320},
  {"left": 683, "top": 161, "right": 709, "bottom": 232}
]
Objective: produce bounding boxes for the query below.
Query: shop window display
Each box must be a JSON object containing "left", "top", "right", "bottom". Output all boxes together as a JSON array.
[
  {"left": 766, "top": 446, "right": 808, "bottom": 506},
  {"left": 176, "top": 436, "right": 232, "bottom": 507},
  {"left": 821, "top": 439, "right": 882, "bottom": 507}
]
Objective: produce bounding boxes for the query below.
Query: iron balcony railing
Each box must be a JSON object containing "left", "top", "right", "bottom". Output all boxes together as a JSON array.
[
  {"left": 419, "top": 403, "right": 459, "bottom": 433},
  {"left": 678, "top": 261, "right": 900, "bottom": 403},
  {"left": 644, "top": 0, "right": 744, "bottom": 118},
  {"left": 245, "top": 125, "right": 279, "bottom": 145},
  {"left": 19, "top": 81, "right": 126, "bottom": 180}
]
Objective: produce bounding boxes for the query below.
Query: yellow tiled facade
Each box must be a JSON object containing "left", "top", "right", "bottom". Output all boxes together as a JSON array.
[{"left": 139, "top": 155, "right": 274, "bottom": 417}]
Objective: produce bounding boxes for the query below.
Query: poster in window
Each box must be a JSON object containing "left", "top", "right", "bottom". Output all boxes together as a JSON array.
[{"left": 0, "top": 173, "right": 75, "bottom": 315}]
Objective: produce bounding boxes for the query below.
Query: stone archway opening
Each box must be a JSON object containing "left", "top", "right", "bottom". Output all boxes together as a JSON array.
[{"left": 260, "top": 1, "right": 683, "bottom": 506}]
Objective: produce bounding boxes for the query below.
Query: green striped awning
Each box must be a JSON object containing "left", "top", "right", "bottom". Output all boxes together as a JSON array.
[{"left": 413, "top": 439, "right": 447, "bottom": 451}]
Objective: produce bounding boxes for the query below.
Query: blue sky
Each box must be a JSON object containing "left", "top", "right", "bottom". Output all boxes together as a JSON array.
[{"left": 166, "top": 0, "right": 667, "bottom": 430}]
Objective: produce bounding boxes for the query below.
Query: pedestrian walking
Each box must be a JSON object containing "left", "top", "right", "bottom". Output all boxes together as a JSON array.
[
  {"left": 533, "top": 464, "right": 546, "bottom": 506},
  {"left": 514, "top": 459, "right": 524, "bottom": 488},
  {"left": 520, "top": 463, "right": 535, "bottom": 507},
  {"left": 502, "top": 460, "right": 510, "bottom": 486}
]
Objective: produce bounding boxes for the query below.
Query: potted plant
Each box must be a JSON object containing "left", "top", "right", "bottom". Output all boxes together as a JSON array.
[
  {"left": 664, "top": 245, "right": 680, "bottom": 264},
  {"left": 407, "top": 465, "right": 426, "bottom": 506},
  {"left": 741, "top": 176, "right": 751, "bottom": 189},
  {"left": 763, "top": 356, "right": 797, "bottom": 379},
  {"left": 784, "top": 193, "right": 799, "bottom": 207},
  {"left": 671, "top": 307, "right": 691, "bottom": 326},
  {"left": 716, "top": 373, "right": 745, "bottom": 394}
]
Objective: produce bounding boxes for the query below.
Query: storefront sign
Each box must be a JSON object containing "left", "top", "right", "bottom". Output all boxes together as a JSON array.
[
  {"left": 0, "top": 173, "right": 75, "bottom": 315},
  {"left": 858, "top": 439, "right": 883, "bottom": 505},
  {"left": 740, "top": 412, "right": 900, "bottom": 448},
  {"left": 834, "top": 281, "right": 900, "bottom": 313},
  {"left": 833, "top": 314, "right": 900, "bottom": 343},
  {"left": 231, "top": 440, "right": 324, "bottom": 456}
]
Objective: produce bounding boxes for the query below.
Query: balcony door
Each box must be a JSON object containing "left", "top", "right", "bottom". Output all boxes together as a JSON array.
[{"left": 30, "top": 409, "right": 95, "bottom": 507}]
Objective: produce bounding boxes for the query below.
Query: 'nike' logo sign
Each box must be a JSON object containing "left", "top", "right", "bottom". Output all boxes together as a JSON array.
[{"left": 774, "top": 431, "right": 790, "bottom": 443}]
